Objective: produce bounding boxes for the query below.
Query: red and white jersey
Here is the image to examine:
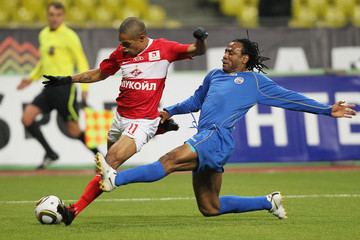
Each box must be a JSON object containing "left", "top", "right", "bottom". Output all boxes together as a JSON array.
[{"left": 100, "top": 38, "right": 191, "bottom": 119}]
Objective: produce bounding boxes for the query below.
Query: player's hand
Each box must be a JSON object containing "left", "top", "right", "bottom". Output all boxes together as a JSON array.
[
  {"left": 331, "top": 101, "right": 357, "bottom": 118},
  {"left": 17, "top": 78, "right": 32, "bottom": 90},
  {"left": 42, "top": 75, "right": 72, "bottom": 88},
  {"left": 156, "top": 112, "right": 179, "bottom": 135},
  {"left": 193, "top": 27, "right": 208, "bottom": 41},
  {"left": 159, "top": 110, "right": 171, "bottom": 124}
]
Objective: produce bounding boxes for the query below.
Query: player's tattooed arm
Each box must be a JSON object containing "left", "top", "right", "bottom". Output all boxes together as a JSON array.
[
  {"left": 43, "top": 69, "right": 107, "bottom": 87},
  {"left": 72, "top": 69, "right": 107, "bottom": 83}
]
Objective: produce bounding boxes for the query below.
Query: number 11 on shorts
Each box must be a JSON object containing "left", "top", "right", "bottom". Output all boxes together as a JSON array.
[{"left": 128, "top": 123, "right": 138, "bottom": 135}]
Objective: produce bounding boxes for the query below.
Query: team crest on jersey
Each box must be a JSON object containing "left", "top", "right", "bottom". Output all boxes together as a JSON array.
[
  {"left": 130, "top": 65, "right": 142, "bottom": 77},
  {"left": 149, "top": 50, "right": 160, "bottom": 61},
  {"left": 234, "top": 77, "right": 244, "bottom": 84}
]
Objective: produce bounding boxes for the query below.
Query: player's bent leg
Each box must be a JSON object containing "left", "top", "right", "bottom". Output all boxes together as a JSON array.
[
  {"left": 192, "top": 170, "right": 281, "bottom": 218},
  {"left": 159, "top": 144, "right": 198, "bottom": 174},
  {"left": 21, "top": 104, "right": 41, "bottom": 127},
  {"left": 218, "top": 195, "right": 273, "bottom": 215},
  {"left": 192, "top": 170, "right": 222, "bottom": 217},
  {"left": 106, "top": 135, "right": 137, "bottom": 169},
  {"left": 66, "top": 120, "right": 82, "bottom": 138},
  {"left": 22, "top": 104, "right": 58, "bottom": 169},
  {"left": 98, "top": 156, "right": 167, "bottom": 192},
  {"left": 96, "top": 135, "right": 137, "bottom": 192},
  {"left": 217, "top": 192, "right": 285, "bottom": 218},
  {"left": 111, "top": 144, "right": 197, "bottom": 189}
]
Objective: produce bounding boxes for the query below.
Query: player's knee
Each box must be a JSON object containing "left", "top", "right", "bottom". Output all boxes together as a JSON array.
[
  {"left": 66, "top": 124, "right": 81, "bottom": 138},
  {"left": 67, "top": 129, "right": 80, "bottom": 138},
  {"left": 159, "top": 152, "right": 177, "bottom": 173},
  {"left": 197, "top": 201, "right": 220, "bottom": 217},
  {"left": 21, "top": 116, "right": 33, "bottom": 127},
  {"left": 198, "top": 206, "right": 219, "bottom": 217}
]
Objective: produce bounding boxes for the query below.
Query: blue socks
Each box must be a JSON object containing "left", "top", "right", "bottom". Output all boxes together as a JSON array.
[
  {"left": 219, "top": 196, "right": 272, "bottom": 214},
  {"left": 115, "top": 160, "right": 166, "bottom": 186}
]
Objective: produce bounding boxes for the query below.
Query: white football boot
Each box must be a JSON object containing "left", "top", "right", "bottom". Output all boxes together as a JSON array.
[
  {"left": 95, "top": 152, "right": 117, "bottom": 192},
  {"left": 268, "top": 191, "right": 287, "bottom": 219}
]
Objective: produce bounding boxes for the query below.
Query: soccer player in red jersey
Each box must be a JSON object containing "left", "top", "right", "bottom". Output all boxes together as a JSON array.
[{"left": 43, "top": 17, "right": 208, "bottom": 225}]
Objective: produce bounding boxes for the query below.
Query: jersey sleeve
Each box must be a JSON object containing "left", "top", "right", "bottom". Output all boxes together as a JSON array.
[
  {"left": 29, "top": 33, "right": 43, "bottom": 81},
  {"left": 256, "top": 74, "right": 332, "bottom": 116},
  {"left": 99, "top": 48, "right": 121, "bottom": 77},
  {"left": 67, "top": 31, "right": 90, "bottom": 91},
  {"left": 161, "top": 39, "right": 191, "bottom": 63},
  {"left": 164, "top": 70, "right": 214, "bottom": 116},
  {"left": 67, "top": 31, "right": 89, "bottom": 73},
  {"left": 29, "top": 62, "right": 43, "bottom": 81}
]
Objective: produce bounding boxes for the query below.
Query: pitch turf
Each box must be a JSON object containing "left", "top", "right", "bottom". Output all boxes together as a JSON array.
[{"left": 0, "top": 170, "right": 359, "bottom": 240}]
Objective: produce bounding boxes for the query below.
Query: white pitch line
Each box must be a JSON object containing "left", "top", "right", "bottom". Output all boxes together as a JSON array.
[
  {"left": 0, "top": 197, "right": 195, "bottom": 205},
  {"left": 97, "top": 196, "right": 195, "bottom": 202},
  {"left": 285, "top": 194, "right": 360, "bottom": 198},
  {"left": 1, "top": 194, "right": 360, "bottom": 205}
]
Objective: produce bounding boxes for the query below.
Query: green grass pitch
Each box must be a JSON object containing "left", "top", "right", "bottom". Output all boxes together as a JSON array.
[{"left": 0, "top": 170, "right": 359, "bottom": 240}]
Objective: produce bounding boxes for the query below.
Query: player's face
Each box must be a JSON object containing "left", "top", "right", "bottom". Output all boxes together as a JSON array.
[
  {"left": 47, "top": 6, "right": 64, "bottom": 30},
  {"left": 222, "top": 42, "right": 249, "bottom": 73},
  {"left": 119, "top": 32, "right": 147, "bottom": 57}
]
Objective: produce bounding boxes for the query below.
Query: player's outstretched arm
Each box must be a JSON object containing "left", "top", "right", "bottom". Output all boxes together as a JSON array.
[
  {"left": 42, "top": 69, "right": 107, "bottom": 88},
  {"left": 330, "top": 101, "right": 357, "bottom": 118},
  {"left": 187, "top": 27, "right": 208, "bottom": 57}
]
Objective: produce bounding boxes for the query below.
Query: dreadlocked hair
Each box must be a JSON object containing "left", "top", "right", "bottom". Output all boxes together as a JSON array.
[{"left": 233, "top": 38, "right": 270, "bottom": 73}]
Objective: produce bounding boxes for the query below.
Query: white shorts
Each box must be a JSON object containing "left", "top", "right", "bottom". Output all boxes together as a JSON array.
[{"left": 107, "top": 111, "right": 161, "bottom": 152}]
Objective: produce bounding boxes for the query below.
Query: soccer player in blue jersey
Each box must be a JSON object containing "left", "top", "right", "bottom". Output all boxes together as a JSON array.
[{"left": 95, "top": 38, "right": 357, "bottom": 219}]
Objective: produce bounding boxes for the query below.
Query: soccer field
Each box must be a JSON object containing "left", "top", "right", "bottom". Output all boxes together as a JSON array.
[{"left": 0, "top": 169, "right": 359, "bottom": 240}]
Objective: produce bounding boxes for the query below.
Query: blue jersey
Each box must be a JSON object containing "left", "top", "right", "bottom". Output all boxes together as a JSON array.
[
  {"left": 165, "top": 69, "right": 333, "bottom": 172},
  {"left": 165, "top": 69, "right": 332, "bottom": 130}
]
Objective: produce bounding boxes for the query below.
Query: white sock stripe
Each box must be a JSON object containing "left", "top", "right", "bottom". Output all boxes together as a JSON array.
[{"left": 2, "top": 194, "right": 360, "bottom": 205}]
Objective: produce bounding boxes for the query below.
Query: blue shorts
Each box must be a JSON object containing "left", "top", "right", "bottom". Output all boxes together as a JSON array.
[{"left": 186, "top": 127, "right": 235, "bottom": 173}]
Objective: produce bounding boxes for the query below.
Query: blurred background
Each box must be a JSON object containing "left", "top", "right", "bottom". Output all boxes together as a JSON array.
[
  {"left": 1, "top": 0, "right": 360, "bottom": 72},
  {"left": 0, "top": 0, "right": 359, "bottom": 168},
  {"left": 1, "top": 0, "right": 360, "bottom": 28}
]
